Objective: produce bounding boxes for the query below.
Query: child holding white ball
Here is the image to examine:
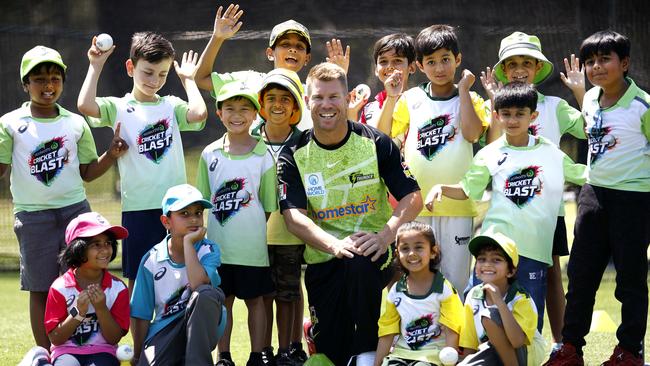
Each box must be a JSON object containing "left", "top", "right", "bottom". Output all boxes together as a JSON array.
[
  {"left": 374, "top": 221, "right": 464, "bottom": 366},
  {"left": 44, "top": 212, "right": 130, "bottom": 366}
]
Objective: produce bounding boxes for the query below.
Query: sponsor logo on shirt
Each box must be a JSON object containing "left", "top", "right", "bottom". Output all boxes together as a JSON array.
[
  {"left": 137, "top": 118, "right": 173, "bottom": 163},
  {"left": 311, "top": 195, "right": 376, "bottom": 221},
  {"left": 29, "top": 137, "right": 68, "bottom": 186},
  {"left": 403, "top": 313, "right": 441, "bottom": 350},
  {"left": 348, "top": 172, "right": 375, "bottom": 187},
  {"left": 304, "top": 173, "right": 326, "bottom": 197},
  {"left": 211, "top": 178, "right": 252, "bottom": 224},
  {"left": 503, "top": 166, "right": 542, "bottom": 207},
  {"left": 71, "top": 313, "right": 99, "bottom": 345},
  {"left": 162, "top": 285, "right": 191, "bottom": 318},
  {"left": 588, "top": 126, "right": 616, "bottom": 164},
  {"left": 416, "top": 114, "right": 455, "bottom": 160},
  {"left": 528, "top": 123, "right": 540, "bottom": 136}
]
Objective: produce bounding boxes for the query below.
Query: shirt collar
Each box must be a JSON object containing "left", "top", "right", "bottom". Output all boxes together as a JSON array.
[
  {"left": 17, "top": 103, "right": 70, "bottom": 118},
  {"left": 63, "top": 268, "right": 113, "bottom": 289},
  {"left": 214, "top": 134, "right": 268, "bottom": 156}
]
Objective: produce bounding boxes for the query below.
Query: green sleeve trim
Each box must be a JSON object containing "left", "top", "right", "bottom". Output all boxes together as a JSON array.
[
  {"left": 562, "top": 154, "right": 587, "bottom": 186},
  {"left": 77, "top": 121, "right": 99, "bottom": 163},
  {"left": 641, "top": 108, "right": 650, "bottom": 142},
  {"left": 259, "top": 164, "right": 279, "bottom": 212},
  {"left": 0, "top": 122, "right": 14, "bottom": 164},
  {"left": 86, "top": 97, "right": 118, "bottom": 128},
  {"left": 172, "top": 98, "right": 205, "bottom": 131},
  {"left": 196, "top": 156, "right": 211, "bottom": 200},
  {"left": 460, "top": 154, "right": 491, "bottom": 201},
  {"left": 556, "top": 99, "right": 586, "bottom": 139}
]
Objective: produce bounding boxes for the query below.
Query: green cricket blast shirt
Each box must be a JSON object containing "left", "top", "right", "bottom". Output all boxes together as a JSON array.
[{"left": 277, "top": 121, "right": 420, "bottom": 264}]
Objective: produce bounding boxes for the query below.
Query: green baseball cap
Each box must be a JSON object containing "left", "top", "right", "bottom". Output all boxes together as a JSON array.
[
  {"left": 493, "top": 31, "right": 553, "bottom": 85},
  {"left": 469, "top": 232, "right": 519, "bottom": 267},
  {"left": 216, "top": 80, "right": 260, "bottom": 111},
  {"left": 20, "top": 45, "right": 67, "bottom": 81},
  {"left": 269, "top": 20, "right": 311, "bottom": 52},
  {"left": 259, "top": 68, "right": 305, "bottom": 125}
]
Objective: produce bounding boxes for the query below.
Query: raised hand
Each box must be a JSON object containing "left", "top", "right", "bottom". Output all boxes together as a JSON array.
[
  {"left": 325, "top": 39, "right": 350, "bottom": 74},
  {"left": 458, "top": 69, "right": 476, "bottom": 92},
  {"left": 87, "top": 284, "right": 107, "bottom": 309},
  {"left": 482, "top": 283, "right": 503, "bottom": 304},
  {"left": 213, "top": 4, "right": 243, "bottom": 40},
  {"left": 174, "top": 50, "right": 200, "bottom": 81},
  {"left": 560, "top": 54, "right": 585, "bottom": 93},
  {"left": 87, "top": 36, "right": 115, "bottom": 67},
  {"left": 480, "top": 66, "right": 501, "bottom": 100},
  {"left": 384, "top": 69, "right": 404, "bottom": 98},
  {"left": 108, "top": 122, "right": 128, "bottom": 159},
  {"left": 76, "top": 291, "right": 90, "bottom": 316}
]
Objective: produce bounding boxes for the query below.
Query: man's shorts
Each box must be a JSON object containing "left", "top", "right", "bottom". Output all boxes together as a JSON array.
[
  {"left": 15, "top": 200, "right": 91, "bottom": 292},
  {"left": 268, "top": 245, "right": 304, "bottom": 302},
  {"left": 552, "top": 216, "right": 569, "bottom": 256},
  {"left": 219, "top": 263, "right": 274, "bottom": 299},
  {"left": 122, "top": 209, "right": 167, "bottom": 279}
]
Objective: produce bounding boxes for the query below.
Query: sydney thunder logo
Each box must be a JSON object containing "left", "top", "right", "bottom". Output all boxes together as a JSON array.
[
  {"left": 137, "top": 119, "right": 172, "bottom": 163},
  {"left": 503, "top": 166, "right": 542, "bottom": 207},
  {"left": 404, "top": 313, "right": 441, "bottom": 350},
  {"left": 28, "top": 137, "right": 68, "bottom": 186},
  {"left": 416, "top": 114, "right": 455, "bottom": 160},
  {"left": 212, "top": 178, "right": 252, "bottom": 225},
  {"left": 588, "top": 126, "right": 616, "bottom": 164}
]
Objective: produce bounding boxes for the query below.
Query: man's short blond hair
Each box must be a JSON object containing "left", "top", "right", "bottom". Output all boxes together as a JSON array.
[{"left": 306, "top": 62, "right": 348, "bottom": 96}]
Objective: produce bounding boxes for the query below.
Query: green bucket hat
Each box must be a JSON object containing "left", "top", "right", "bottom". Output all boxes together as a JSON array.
[
  {"left": 216, "top": 80, "right": 261, "bottom": 111},
  {"left": 493, "top": 32, "right": 553, "bottom": 85},
  {"left": 269, "top": 19, "right": 311, "bottom": 52},
  {"left": 20, "top": 45, "right": 67, "bottom": 81},
  {"left": 258, "top": 68, "right": 305, "bottom": 125}
]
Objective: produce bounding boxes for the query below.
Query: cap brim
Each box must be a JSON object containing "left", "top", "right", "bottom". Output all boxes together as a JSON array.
[
  {"left": 68, "top": 225, "right": 129, "bottom": 244},
  {"left": 468, "top": 235, "right": 498, "bottom": 257},
  {"left": 217, "top": 91, "right": 261, "bottom": 111},
  {"left": 270, "top": 29, "right": 311, "bottom": 49},
  {"left": 167, "top": 199, "right": 213, "bottom": 214},
  {"left": 493, "top": 48, "right": 554, "bottom": 85}
]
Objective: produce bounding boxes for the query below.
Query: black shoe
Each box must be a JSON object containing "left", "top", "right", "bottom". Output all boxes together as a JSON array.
[
  {"left": 261, "top": 346, "right": 276, "bottom": 366},
  {"left": 248, "top": 352, "right": 266, "bottom": 366},
  {"left": 289, "top": 345, "right": 308, "bottom": 365},
  {"left": 216, "top": 360, "right": 236, "bottom": 366},
  {"left": 275, "top": 352, "right": 294, "bottom": 366}
]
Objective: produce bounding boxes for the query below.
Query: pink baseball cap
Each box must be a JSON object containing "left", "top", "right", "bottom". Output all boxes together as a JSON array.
[{"left": 65, "top": 212, "right": 129, "bottom": 245}]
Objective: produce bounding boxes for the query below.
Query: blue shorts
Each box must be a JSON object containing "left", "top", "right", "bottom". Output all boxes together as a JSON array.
[
  {"left": 516, "top": 256, "right": 547, "bottom": 332},
  {"left": 121, "top": 209, "right": 167, "bottom": 279}
]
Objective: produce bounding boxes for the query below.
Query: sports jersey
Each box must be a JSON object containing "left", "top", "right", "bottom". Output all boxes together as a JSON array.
[
  {"left": 0, "top": 103, "right": 98, "bottom": 213},
  {"left": 460, "top": 282, "right": 545, "bottom": 365},
  {"left": 44, "top": 269, "right": 129, "bottom": 360},
  {"left": 359, "top": 90, "right": 387, "bottom": 126},
  {"left": 86, "top": 94, "right": 205, "bottom": 211},
  {"left": 528, "top": 93, "right": 585, "bottom": 145},
  {"left": 278, "top": 121, "right": 420, "bottom": 264},
  {"left": 460, "top": 136, "right": 586, "bottom": 265},
  {"left": 130, "top": 236, "right": 221, "bottom": 342},
  {"left": 196, "top": 135, "right": 278, "bottom": 266},
  {"left": 377, "top": 273, "right": 463, "bottom": 363},
  {"left": 582, "top": 78, "right": 650, "bottom": 192},
  {"left": 251, "top": 122, "right": 303, "bottom": 245},
  {"left": 211, "top": 70, "right": 313, "bottom": 131},
  {"left": 391, "top": 83, "right": 490, "bottom": 217}
]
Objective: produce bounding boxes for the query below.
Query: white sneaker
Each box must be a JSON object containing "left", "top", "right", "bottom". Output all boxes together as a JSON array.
[{"left": 18, "top": 346, "right": 52, "bottom": 366}]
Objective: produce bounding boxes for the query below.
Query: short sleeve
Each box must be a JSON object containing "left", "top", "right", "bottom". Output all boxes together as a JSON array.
[
  {"left": 130, "top": 255, "right": 155, "bottom": 321},
  {"left": 259, "top": 158, "right": 279, "bottom": 213},
  {"left": 390, "top": 97, "right": 410, "bottom": 138},
  {"left": 199, "top": 241, "right": 222, "bottom": 288},
  {"left": 110, "top": 287, "right": 131, "bottom": 331},
  {"left": 641, "top": 108, "right": 650, "bottom": 142},
  {"left": 169, "top": 96, "right": 205, "bottom": 131},
  {"left": 277, "top": 144, "right": 307, "bottom": 212},
  {"left": 438, "top": 280, "right": 464, "bottom": 335},
  {"left": 196, "top": 155, "right": 211, "bottom": 200},
  {"left": 77, "top": 121, "right": 99, "bottom": 163},
  {"left": 0, "top": 122, "right": 14, "bottom": 164},
  {"left": 375, "top": 131, "right": 420, "bottom": 201},
  {"left": 86, "top": 97, "right": 118, "bottom": 128},
  {"left": 460, "top": 153, "right": 491, "bottom": 201},
  {"left": 459, "top": 301, "right": 479, "bottom": 350},
  {"left": 377, "top": 298, "right": 400, "bottom": 337},
  {"left": 562, "top": 154, "right": 587, "bottom": 186},
  {"left": 511, "top": 297, "right": 538, "bottom": 345},
  {"left": 556, "top": 99, "right": 586, "bottom": 139},
  {"left": 44, "top": 287, "right": 68, "bottom": 334}
]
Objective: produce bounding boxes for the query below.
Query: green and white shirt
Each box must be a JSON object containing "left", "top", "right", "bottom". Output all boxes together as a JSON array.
[
  {"left": 86, "top": 94, "right": 205, "bottom": 211},
  {"left": 460, "top": 136, "right": 586, "bottom": 265},
  {"left": 528, "top": 93, "right": 585, "bottom": 145},
  {"left": 0, "top": 103, "right": 97, "bottom": 213},
  {"left": 196, "top": 135, "right": 278, "bottom": 266},
  {"left": 582, "top": 78, "right": 650, "bottom": 192}
]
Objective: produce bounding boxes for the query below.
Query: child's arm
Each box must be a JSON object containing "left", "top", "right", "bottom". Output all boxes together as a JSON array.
[
  {"left": 325, "top": 39, "right": 351, "bottom": 74},
  {"left": 560, "top": 54, "right": 586, "bottom": 108},
  {"left": 78, "top": 122, "right": 128, "bottom": 181},
  {"left": 425, "top": 184, "right": 469, "bottom": 212},
  {"left": 130, "top": 318, "right": 150, "bottom": 366},
  {"left": 480, "top": 67, "right": 503, "bottom": 143},
  {"left": 87, "top": 284, "right": 127, "bottom": 344},
  {"left": 78, "top": 36, "right": 116, "bottom": 118},
  {"left": 458, "top": 70, "right": 485, "bottom": 143},
  {"left": 483, "top": 283, "right": 527, "bottom": 348},
  {"left": 48, "top": 291, "right": 91, "bottom": 345},
  {"left": 195, "top": 4, "right": 244, "bottom": 91},
  {"left": 375, "top": 70, "right": 404, "bottom": 134},
  {"left": 444, "top": 326, "right": 460, "bottom": 348},
  {"left": 175, "top": 51, "right": 208, "bottom": 123},
  {"left": 183, "top": 227, "right": 212, "bottom": 290},
  {"left": 373, "top": 335, "right": 395, "bottom": 366},
  {"left": 0, "top": 163, "right": 8, "bottom": 178}
]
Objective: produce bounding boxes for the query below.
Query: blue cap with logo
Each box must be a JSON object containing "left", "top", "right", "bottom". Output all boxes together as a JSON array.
[{"left": 162, "top": 184, "right": 213, "bottom": 215}]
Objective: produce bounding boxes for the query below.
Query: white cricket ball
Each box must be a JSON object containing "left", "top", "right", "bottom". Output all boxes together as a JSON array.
[
  {"left": 439, "top": 346, "right": 458, "bottom": 365},
  {"left": 354, "top": 84, "right": 371, "bottom": 101},
  {"left": 116, "top": 344, "right": 134, "bottom": 361},
  {"left": 96, "top": 33, "right": 113, "bottom": 52}
]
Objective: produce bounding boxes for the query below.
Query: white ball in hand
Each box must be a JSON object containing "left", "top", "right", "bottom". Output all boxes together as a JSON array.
[
  {"left": 354, "top": 84, "right": 371, "bottom": 101},
  {"left": 96, "top": 33, "right": 113, "bottom": 52},
  {"left": 116, "top": 344, "right": 134, "bottom": 361},
  {"left": 439, "top": 346, "right": 458, "bottom": 365}
]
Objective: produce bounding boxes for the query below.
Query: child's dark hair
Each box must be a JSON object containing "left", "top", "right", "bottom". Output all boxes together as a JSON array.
[
  {"left": 272, "top": 33, "right": 311, "bottom": 54},
  {"left": 260, "top": 83, "right": 295, "bottom": 102},
  {"left": 395, "top": 221, "right": 440, "bottom": 274},
  {"left": 59, "top": 232, "right": 118, "bottom": 268},
  {"left": 130, "top": 32, "right": 175, "bottom": 66},
  {"left": 22, "top": 62, "right": 66, "bottom": 85},
  {"left": 216, "top": 95, "right": 254, "bottom": 110},
  {"left": 373, "top": 33, "right": 416, "bottom": 64},
  {"left": 476, "top": 243, "right": 516, "bottom": 283},
  {"left": 493, "top": 82, "right": 538, "bottom": 113},
  {"left": 579, "top": 30, "right": 630, "bottom": 77},
  {"left": 415, "top": 25, "right": 459, "bottom": 63}
]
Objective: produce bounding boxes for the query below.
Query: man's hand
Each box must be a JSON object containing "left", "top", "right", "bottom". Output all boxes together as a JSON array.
[
  {"left": 212, "top": 3, "right": 243, "bottom": 40},
  {"left": 330, "top": 236, "right": 358, "bottom": 259},
  {"left": 326, "top": 39, "right": 350, "bottom": 74},
  {"left": 351, "top": 231, "right": 388, "bottom": 262}
]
